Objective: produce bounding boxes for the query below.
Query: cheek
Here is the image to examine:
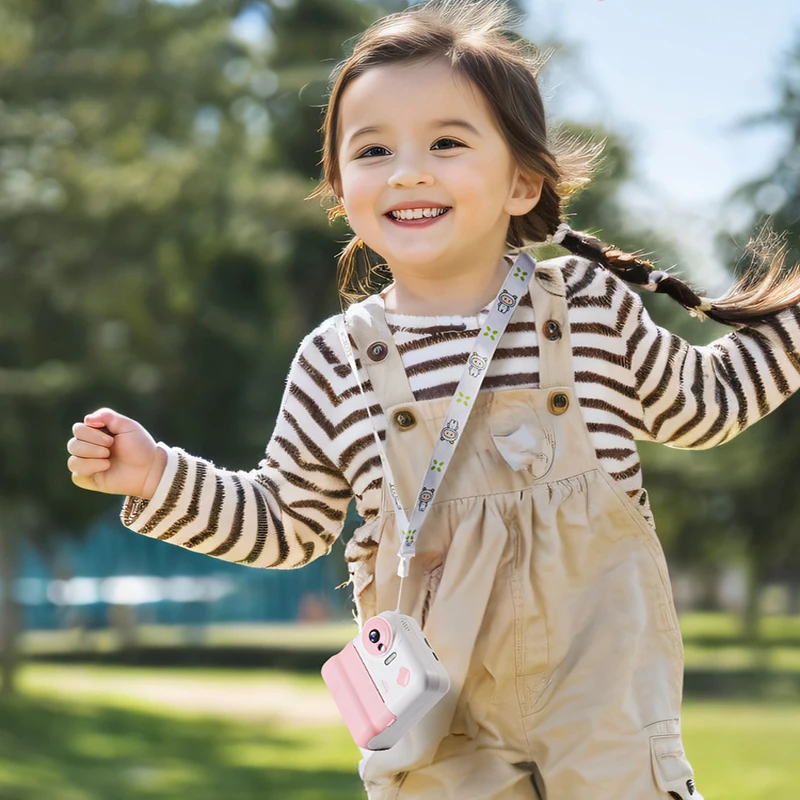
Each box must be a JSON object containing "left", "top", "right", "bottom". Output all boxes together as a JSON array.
[
  {"left": 444, "top": 161, "right": 496, "bottom": 202},
  {"left": 340, "top": 169, "right": 380, "bottom": 212}
]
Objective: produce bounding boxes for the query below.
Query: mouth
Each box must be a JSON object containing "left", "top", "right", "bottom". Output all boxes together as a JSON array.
[{"left": 384, "top": 208, "right": 452, "bottom": 227}]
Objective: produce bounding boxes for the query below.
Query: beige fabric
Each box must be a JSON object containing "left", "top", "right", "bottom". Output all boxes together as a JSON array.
[{"left": 344, "top": 262, "right": 702, "bottom": 800}]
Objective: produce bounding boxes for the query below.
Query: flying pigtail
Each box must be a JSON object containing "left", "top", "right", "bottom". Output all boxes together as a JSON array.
[{"left": 549, "top": 223, "right": 725, "bottom": 325}]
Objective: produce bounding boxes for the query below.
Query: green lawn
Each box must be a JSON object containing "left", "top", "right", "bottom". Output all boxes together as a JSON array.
[
  {"left": 0, "top": 664, "right": 798, "bottom": 800},
  {"left": 682, "top": 700, "right": 800, "bottom": 800},
  {"left": 678, "top": 612, "right": 800, "bottom": 642},
  {"left": 0, "top": 696, "right": 363, "bottom": 799},
  {"left": 20, "top": 612, "right": 800, "bottom": 657}
]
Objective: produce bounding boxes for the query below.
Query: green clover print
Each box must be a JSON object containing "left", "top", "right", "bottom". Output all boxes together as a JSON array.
[
  {"left": 403, "top": 529, "right": 417, "bottom": 545},
  {"left": 483, "top": 327, "right": 499, "bottom": 341},
  {"left": 431, "top": 459, "right": 444, "bottom": 473},
  {"left": 456, "top": 392, "right": 471, "bottom": 406},
  {"left": 513, "top": 267, "right": 529, "bottom": 281}
]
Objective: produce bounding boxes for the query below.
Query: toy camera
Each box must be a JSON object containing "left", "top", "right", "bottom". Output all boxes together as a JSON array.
[{"left": 321, "top": 610, "right": 450, "bottom": 750}]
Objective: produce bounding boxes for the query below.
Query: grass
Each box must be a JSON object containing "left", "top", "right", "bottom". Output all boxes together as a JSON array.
[
  {"left": 5, "top": 613, "right": 799, "bottom": 798},
  {"left": 682, "top": 700, "right": 800, "bottom": 800},
  {"left": 20, "top": 612, "right": 800, "bottom": 658},
  {"left": 678, "top": 612, "right": 800, "bottom": 641},
  {"left": 0, "top": 664, "right": 798, "bottom": 800},
  {"left": 1, "top": 665, "right": 364, "bottom": 800},
  {"left": 682, "top": 643, "right": 800, "bottom": 671},
  {"left": 0, "top": 696, "right": 364, "bottom": 800},
  {"left": 20, "top": 622, "right": 360, "bottom": 656}
]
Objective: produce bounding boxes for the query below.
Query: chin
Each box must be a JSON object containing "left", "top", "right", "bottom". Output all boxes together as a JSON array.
[{"left": 375, "top": 240, "right": 455, "bottom": 261}]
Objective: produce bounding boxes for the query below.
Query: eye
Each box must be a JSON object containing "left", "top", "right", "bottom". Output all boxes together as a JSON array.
[
  {"left": 431, "top": 137, "right": 463, "bottom": 150},
  {"left": 357, "top": 145, "right": 390, "bottom": 159},
  {"left": 355, "top": 138, "right": 465, "bottom": 159}
]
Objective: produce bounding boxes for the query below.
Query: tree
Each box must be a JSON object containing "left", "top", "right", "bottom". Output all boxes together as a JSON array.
[
  {"left": 710, "top": 31, "right": 800, "bottom": 639},
  {"left": 0, "top": 0, "right": 372, "bottom": 695},
  {"left": 0, "top": 0, "right": 719, "bottom": 696}
]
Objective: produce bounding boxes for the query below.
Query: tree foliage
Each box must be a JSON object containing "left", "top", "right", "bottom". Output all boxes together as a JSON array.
[
  {"left": 0, "top": 0, "right": 374, "bottom": 693},
  {"left": 3, "top": 0, "right": 795, "bottom": 691}
]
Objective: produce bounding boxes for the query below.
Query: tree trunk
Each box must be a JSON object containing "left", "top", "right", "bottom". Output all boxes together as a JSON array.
[
  {"left": 742, "top": 549, "right": 765, "bottom": 646},
  {"left": 0, "top": 523, "right": 21, "bottom": 697}
]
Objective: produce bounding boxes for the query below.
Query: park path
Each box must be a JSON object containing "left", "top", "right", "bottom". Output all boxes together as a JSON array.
[{"left": 22, "top": 668, "right": 343, "bottom": 726}]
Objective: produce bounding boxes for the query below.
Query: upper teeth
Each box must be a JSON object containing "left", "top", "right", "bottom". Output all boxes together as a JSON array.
[{"left": 389, "top": 208, "right": 449, "bottom": 220}]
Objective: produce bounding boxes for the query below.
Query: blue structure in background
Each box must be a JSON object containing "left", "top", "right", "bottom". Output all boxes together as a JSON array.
[{"left": 17, "top": 500, "right": 362, "bottom": 631}]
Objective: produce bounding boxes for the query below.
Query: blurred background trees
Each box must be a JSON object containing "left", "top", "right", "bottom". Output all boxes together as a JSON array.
[
  {"left": 0, "top": 0, "right": 798, "bottom": 697},
  {"left": 0, "top": 0, "right": 357, "bottom": 694}
]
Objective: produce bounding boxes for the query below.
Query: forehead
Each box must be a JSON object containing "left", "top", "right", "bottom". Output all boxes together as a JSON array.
[{"left": 338, "top": 59, "right": 494, "bottom": 147}]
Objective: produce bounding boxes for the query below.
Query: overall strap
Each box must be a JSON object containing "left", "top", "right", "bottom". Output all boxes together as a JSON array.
[
  {"left": 346, "top": 295, "right": 417, "bottom": 410},
  {"left": 338, "top": 253, "right": 537, "bottom": 588},
  {"left": 529, "top": 262, "right": 576, "bottom": 390}
]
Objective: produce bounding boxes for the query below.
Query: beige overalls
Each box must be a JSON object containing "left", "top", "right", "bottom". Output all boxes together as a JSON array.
[{"left": 343, "top": 259, "right": 702, "bottom": 800}]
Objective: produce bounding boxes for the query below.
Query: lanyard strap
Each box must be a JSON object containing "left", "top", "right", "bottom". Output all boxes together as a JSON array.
[{"left": 336, "top": 252, "right": 536, "bottom": 590}]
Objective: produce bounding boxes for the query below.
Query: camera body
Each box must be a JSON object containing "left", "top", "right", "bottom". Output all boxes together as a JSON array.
[{"left": 321, "top": 610, "right": 450, "bottom": 750}]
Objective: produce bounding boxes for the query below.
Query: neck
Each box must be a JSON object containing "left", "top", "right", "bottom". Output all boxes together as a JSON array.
[{"left": 382, "top": 254, "right": 515, "bottom": 317}]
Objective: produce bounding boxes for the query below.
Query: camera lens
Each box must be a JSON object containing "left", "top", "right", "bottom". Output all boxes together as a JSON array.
[{"left": 368, "top": 629, "right": 380, "bottom": 644}]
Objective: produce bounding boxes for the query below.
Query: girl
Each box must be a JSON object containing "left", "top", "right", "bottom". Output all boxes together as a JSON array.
[{"left": 67, "top": 1, "right": 800, "bottom": 798}]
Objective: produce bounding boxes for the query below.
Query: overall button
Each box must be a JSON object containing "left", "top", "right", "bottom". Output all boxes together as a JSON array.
[
  {"left": 543, "top": 320, "right": 562, "bottom": 341},
  {"left": 547, "top": 391, "right": 569, "bottom": 415},
  {"left": 393, "top": 410, "right": 417, "bottom": 430},
  {"left": 367, "top": 341, "right": 388, "bottom": 361}
]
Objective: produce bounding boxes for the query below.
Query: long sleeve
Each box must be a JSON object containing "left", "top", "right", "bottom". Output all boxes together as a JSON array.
[
  {"left": 622, "top": 280, "right": 800, "bottom": 449},
  {"left": 119, "top": 318, "right": 355, "bottom": 569}
]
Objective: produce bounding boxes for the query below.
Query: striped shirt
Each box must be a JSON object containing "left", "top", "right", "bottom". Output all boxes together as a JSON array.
[{"left": 120, "top": 254, "right": 800, "bottom": 569}]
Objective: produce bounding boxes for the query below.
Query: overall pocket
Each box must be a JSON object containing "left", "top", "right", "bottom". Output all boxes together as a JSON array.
[
  {"left": 596, "top": 468, "right": 683, "bottom": 654},
  {"left": 649, "top": 729, "right": 704, "bottom": 800},
  {"left": 488, "top": 404, "right": 555, "bottom": 480}
]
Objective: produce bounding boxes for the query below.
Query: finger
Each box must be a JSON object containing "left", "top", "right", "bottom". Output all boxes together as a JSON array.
[
  {"left": 67, "top": 455, "right": 111, "bottom": 476},
  {"left": 71, "top": 472, "right": 100, "bottom": 492},
  {"left": 67, "top": 438, "right": 111, "bottom": 459},
  {"left": 72, "top": 423, "right": 114, "bottom": 447},
  {"left": 83, "top": 408, "right": 134, "bottom": 436}
]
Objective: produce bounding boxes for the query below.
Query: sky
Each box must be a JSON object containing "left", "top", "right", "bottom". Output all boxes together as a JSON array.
[
  {"left": 521, "top": 0, "right": 800, "bottom": 289},
  {"left": 224, "top": 0, "right": 800, "bottom": 290}
]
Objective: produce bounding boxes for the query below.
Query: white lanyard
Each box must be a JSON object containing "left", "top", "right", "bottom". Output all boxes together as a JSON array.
[{"left": 336, "top": 253, "right": 536, "bottom": 603}]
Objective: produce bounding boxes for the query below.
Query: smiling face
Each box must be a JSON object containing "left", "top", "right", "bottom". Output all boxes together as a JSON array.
[{"left": 336, "top": 58, "right": 543, "bottom": 285}]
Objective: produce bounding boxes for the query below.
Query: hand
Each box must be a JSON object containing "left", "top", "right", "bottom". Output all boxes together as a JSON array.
[{"left": 67, "top": 408, "right": 167, "bottom": 498}]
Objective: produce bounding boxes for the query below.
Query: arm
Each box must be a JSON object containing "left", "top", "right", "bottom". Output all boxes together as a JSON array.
[
  {"left": 623, "top": 279, "right": 800, "bottom": 449},
  {"left": 120, "top": 317, "right": 354, "bottom": 569}
]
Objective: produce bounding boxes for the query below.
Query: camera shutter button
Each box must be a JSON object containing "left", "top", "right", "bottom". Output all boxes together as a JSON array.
[{"left": 397, "top": 667, "right": 411, "bottom": 687}]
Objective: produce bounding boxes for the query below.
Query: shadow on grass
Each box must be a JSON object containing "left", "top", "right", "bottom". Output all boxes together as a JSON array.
[{"left": 0, "top": 693, "right": 366, "bottom": 800}]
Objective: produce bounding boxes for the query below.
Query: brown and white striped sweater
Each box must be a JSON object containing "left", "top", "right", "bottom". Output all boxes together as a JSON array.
[{"left": 120, "top": 255, "right": 800, "bottom": 569}]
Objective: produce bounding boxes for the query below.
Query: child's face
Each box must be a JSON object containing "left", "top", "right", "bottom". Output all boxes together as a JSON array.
[{"left": 336, "top": 58, "right": 542, "bottom": 281}]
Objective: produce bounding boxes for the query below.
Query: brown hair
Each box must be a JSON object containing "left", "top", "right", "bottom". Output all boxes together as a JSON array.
[{"left": 306, "top": 0, "right": 800, "bottom": 326}]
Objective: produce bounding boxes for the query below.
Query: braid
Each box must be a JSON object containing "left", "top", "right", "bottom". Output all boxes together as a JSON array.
[{"left": 549, "top": 223, "right": 723, "bottom": 324}]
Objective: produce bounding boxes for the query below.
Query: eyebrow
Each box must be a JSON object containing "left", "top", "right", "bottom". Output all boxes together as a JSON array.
[{"left": 345, "top": 119, "right": 482, "bottom": 149}]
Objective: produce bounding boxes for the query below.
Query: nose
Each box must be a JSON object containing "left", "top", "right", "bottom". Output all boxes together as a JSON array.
[{"left": 388, "top": 160, "right": 435, "bottom": 188}]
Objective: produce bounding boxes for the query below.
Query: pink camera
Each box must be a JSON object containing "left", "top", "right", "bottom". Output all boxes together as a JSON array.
[{"left": 321, "top": 610, "right": 450, "bottom": 750}]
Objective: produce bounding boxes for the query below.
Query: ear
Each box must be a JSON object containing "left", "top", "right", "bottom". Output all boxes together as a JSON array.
[{"left": 506, "top": 167, "right": 544, "bottom": 217}]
